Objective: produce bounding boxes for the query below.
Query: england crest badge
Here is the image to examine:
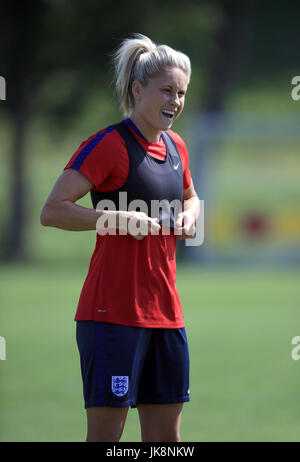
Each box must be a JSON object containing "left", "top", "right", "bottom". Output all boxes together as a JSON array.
[{"left": 111, "top": 376, "right": 129, "bottom": 397}]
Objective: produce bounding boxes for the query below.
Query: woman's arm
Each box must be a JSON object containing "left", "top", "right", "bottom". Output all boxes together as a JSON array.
[
  {"left": 40, "top": 169, "right": 161, "bottom": 237},
  {"left": 40, "top": 169, "right": 104, "bottom": 231},
  {"left": 176, "top": 178, "right": 200, "bottom": 239}
]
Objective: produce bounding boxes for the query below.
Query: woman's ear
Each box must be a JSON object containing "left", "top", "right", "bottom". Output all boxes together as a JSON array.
[{"left": 131, "top": 80, "right": 142, "bottom": 102}]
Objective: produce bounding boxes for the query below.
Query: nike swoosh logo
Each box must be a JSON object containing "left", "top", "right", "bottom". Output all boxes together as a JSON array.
[{"left": 174, "top": 163, "right": 180, "bottom": 170}]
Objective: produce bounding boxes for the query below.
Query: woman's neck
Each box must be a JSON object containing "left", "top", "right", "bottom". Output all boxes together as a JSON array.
[{"left": 129, "top": 114, "right": 162, "bottom": 143}]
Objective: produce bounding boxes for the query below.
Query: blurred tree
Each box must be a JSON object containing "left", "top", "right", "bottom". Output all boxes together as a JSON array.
[
  {"left": 189, "top": 0, "right": 252, "bottom": 263},
  {"left": 0, "top": 0, "right": 46, "bottom": 261},
  {"left": 202, "top": 0, "right": 252, "bottom": 111}
]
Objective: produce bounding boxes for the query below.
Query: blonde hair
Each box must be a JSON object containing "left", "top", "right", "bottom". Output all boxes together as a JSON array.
[{"left": 112, "top": 33, "right": 191, "bottom": 117}]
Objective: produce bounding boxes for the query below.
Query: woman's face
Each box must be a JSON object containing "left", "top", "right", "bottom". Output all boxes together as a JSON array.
[{"left": 131, "top": 66, "right": 189, "bottom": 143}]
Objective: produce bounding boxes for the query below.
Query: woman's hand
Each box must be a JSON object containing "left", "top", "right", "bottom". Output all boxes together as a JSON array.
[
  {"left": 97, "top": 210, "right": 161, "bottom": 240},
  {"left": 175, "top": 180, "right": 200, "bottom": 240},
  {"left": 124, "top": 211, "right": 161, "bottom": 240},
  {"left": 175, "top": 210, "right": 196, "bottom": 240}
]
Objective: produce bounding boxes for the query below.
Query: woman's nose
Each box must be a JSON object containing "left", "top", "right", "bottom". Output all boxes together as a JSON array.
[{"left": 170, "top": 93, "right": 180, "bottom": 107}]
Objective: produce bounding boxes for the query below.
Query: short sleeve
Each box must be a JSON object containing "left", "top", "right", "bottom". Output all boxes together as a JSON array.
[{"left": 64, "top": 127, "right": 126, "bottom": 189}]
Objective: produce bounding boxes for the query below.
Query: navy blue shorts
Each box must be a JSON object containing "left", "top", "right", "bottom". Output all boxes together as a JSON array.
[{"left": 76, "top": 321, "right": 190, "bottom": 408}]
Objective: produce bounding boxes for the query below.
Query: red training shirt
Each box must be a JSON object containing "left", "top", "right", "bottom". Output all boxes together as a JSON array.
[{"left": 64, "top": 121, "right": 192, "bottom": 328}]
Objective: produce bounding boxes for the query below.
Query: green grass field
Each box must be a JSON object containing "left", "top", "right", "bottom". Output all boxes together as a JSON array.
[{"left": 1, "top": 262, "right": 299, "bottom": 442}]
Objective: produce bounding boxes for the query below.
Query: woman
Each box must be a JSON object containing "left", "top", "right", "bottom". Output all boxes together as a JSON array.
[{"left": 40, "top": 33, "right": 200, "bottom": 442}]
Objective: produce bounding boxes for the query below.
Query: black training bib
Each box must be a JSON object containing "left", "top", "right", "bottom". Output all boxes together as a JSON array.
[{"left": 90, "top": 121, "right": 183, "bottom": 228}]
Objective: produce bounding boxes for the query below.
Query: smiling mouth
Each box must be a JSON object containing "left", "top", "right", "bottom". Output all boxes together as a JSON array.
[{"left": 161, "top": 109, "right": 176, "bottom": 120}]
